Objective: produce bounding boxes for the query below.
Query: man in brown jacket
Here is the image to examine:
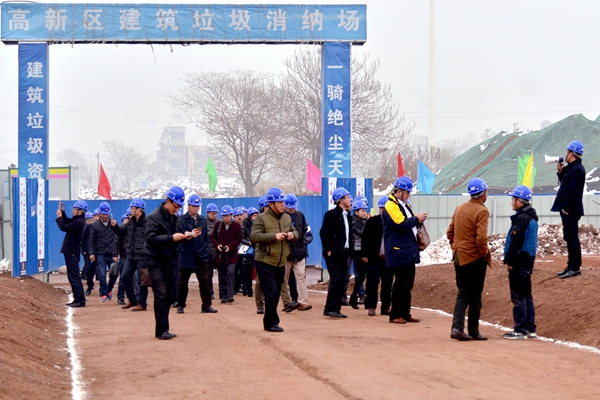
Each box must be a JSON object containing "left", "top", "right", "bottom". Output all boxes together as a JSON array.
[
  {"left": 250, "top": 187, "right": 299, "bottom": 332},
  {"left": 447, "top": 178, "right": 492, "bottom": 341}
]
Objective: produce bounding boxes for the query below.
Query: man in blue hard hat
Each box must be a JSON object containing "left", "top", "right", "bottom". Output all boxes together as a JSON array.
[
  {"left": 205, "top": 203, "right": 221, "bottom": 300},
  {"left": 447, "top": 177, "right": 492, "bottom": 341},
  {"left": 552, "top": 140, "right": 586, "bottom": 279},
  {"left": 89, "top": 202, "right": 116, "bottom": 302},
  {"left": 503, "top": 185, "right": 539, "bottom": 340},
  {"left": 320, "top": 187, "right": 353, "bottom": 318},
  {"left": 57, "top": 200, "right": 88, "bottom": 308},
  {"left": 144, "top": 186, "right": 189, "bottom": 340}
]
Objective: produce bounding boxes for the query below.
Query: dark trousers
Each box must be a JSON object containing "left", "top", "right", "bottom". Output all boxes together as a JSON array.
[
  {"left": 389, "top": 264, "right": 416, "bottom": 321},
  {"left": 508, "top": 269, "right": 536, "bottom": 334},
  {"left": 240, "top": 258, "right": 254, "bottom": 296},
  {"left": 172, "top": 263, "right": 180, "bottom": 304},
  {"left": 288, "top": 270, "right": 298, "bottom": 302},
  {"left": 365, "top": 257, "right": 392, "bottom": 310},
  {"left": 234, "top": 257, "right": 243, "bottom": 293},
  {"left": 217, "top": 259, "right": 236, "bottom": 299},
  {"left": 561, "top": 213, "right": 582, "bottom": 272},
  {"left": 107, "top": 259, "right": 125, "bottom": 299},
  {"left": 324, "top": 249, "right": 350, "bottom": 313},
  {"left": 178, "top": 258, "right": 212, "bottom": 309},
  {"left": 80, "top": 256, "right": 96, "bottom": 290},
  {"left": 122, "top": 259, "right": 148, "bottom": 307},
  {"left": 147, "top": 258, "right": 175, "bottom": 337},
  {"left": 255, "top": 261, "right": 285, "bottom": 329},
  {"left": 65, "top": 253, "right": 85, "bottom": 304},
  {"left": 350, "top": 255, "right": 368, "bottom": 304},
  {"left": 452, "top": 256, "right": 487, "bottom": 336},
  {"left": 207, "top": 255, "right": 216, "bottom": 298},
  {"left": 343, "top": 255, "right": 352, "bottom": 301}
]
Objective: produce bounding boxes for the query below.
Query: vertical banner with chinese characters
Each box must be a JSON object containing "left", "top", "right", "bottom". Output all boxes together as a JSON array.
[
  {"left": 36, "top": 179, "right": 47, "bottom": 273},
  {"left": 18, "top": 43, "right": 49, "bottom": 179},
  {"left": 14, "top": 178, "right": 27, "bottom": 276},
  {"left": 322, "top": 42, "right": 351, "bottom": 178}
]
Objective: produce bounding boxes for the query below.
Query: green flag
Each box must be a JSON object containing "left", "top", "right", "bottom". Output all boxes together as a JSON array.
[
  {"left": 206, "top": 158, "right": 217, "bottom": 192},
  {"left": 517, "top": 154, "right": 537, "bottom": 187}
]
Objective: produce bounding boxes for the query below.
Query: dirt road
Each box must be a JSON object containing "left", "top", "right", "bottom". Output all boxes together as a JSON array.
[{"left": 73, "top": 285, "right": 600, "bottom": 400}]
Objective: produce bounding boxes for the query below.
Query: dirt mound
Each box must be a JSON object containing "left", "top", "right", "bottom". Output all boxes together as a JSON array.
[{"left": 0, "top": 274, "right": 71, "bottom": 400}]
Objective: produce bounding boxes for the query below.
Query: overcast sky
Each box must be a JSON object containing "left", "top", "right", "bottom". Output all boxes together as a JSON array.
[{"left": 1, "top": 0, "right": 600, "bottom": 170}]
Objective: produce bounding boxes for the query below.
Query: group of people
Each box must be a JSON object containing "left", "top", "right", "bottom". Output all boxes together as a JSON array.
[{"left": 56, "top": 140, "right": 586, "bottom": 340}]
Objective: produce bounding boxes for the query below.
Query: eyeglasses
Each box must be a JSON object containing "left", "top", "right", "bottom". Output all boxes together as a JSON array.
[{"left": 169, "top": 200, "right": 181, "bottom": 209}]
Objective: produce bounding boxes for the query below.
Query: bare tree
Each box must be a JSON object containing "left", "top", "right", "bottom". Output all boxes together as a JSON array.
[
  {"left": 274, "top": 48, "right": 415, "bottom": 182},
  {"left": 170, "top": 70, "right": 281, "bottom": 196},
  {"left": 101, "top": 139, "right": 149, "bottom": 191}
]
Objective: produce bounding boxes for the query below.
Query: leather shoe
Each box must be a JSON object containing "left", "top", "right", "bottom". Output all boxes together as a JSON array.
[
  {"left": 389, "top": 318, "right": 407, "bottom": 324},
  {"left": 257, "top": 306, "right": 265, "bottom": 314},
  {"left": 325, "top": 311, "right": 348, "bottom": 318},
  {"left": 177, "top": 307, "right": 184, "bottom": 314},
  {"left": 201, "top": 307, "right": 218, "bottom": 313},
  {"left": 557, "top": 267, "right": 570, "bottom": 276},
  {"left": 65, "top": 301, "right": 74, "bottom": 306},
  {"left": 156, "top": 332, "right": 177, "bottom": 340},
  {"left": 471, "top": 334, "right": 488, "bottom": 341},
  {"left": 85, "top": 288, "right": 92, "bottom": 296},
  {"left": 298, "top": 304, "right": 313, "bottom": 311},
  {"left": 561, "top": 269, "right": 582, "bottom": 279},
  {"left": 381, "top": 308, "right": 391, "bottom": 316},
  {"left": 121, "top": 302, "right": 136, "bottom": 309},
  {"left": 283, "top": 301, "right": 301, "bottom": 313},
  {"left": 131, "top": 305, "right": 147, "bottom": 311},
  {"left": 368, "top": 308, "right": 376, "bottom": 316},
  {"left": 406, "top": 317, "right": 420, "bottom": 323},
  {"left": 265, "top": 325, "right": 284, "bottom": 332},
  {"left": 69, "top": 302, "right": 85, "bottom": 308},
  {"left": 450, "top": 329, "right": 473, "bottom": 341},
  {"left": 341, "top": 299, "right": 350, "bottom": 306}
]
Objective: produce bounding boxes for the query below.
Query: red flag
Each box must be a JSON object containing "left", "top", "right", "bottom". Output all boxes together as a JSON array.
[
  {"left": 98, "top": 163, "right": 112, "bottom": 200},
  {"left": 306, "top": 158, "right": 322, "bottom": 192},
  {"left": 397, "top": 152, "right": 405, "bottom": 177}
]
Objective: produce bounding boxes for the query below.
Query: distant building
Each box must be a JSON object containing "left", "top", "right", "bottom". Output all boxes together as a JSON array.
[{"left": 157, "top": 126, "right": 186, "bottom": 180}]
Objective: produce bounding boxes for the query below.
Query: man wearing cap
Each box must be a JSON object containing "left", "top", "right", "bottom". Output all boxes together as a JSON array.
[
  {"left": 447, "top": 177, "right": 492, "bottom": 341},
  {"left": 211, "top": 205, "right": 243, "bottom": 303},
  {"left": 552, "top": 140, "right": 586, "bottom": 279},
  {"left": 57, "top": 200, "right": 88, "bottom": 308},
  {"left": 250, "top": 188, "right": 299, "bottom": 332},
  {"left": 111, "top": 199, "right": 149, "bottom": 311},
  {"left": 320, "top": 187, "right": 354, "bottom": 318},
  {"left": 144, "top": 187, "right": 189, "bottom": 340},
  {"left": 382, "top": 177, "right": 427, "bottom": 325},
  {"left": 89, "top": 202, "right": 116, "bottom": 302},
  {"left": 176, "top": 194, "right": 217, "bottom": 314},
  {"left": 503, "top": 185, "right": 539, "bottom": 340}
]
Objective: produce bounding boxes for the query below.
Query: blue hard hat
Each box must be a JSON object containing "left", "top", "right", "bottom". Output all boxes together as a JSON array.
[
  {"left": 98, "top": 202, "right": 111, "bottom": 215},
  {"left": 258, "top": 196, "right": 268, "bottom": 209},
  {"left": 221, "top": 205, "right": 234, "bottom": 216},
  {"left": 354, "top": 195, "right": 368, "bottom": 205},
  {"left": 332, "top": 187, "right": 350, "bottom": 203},
  {"left": 122, "top": 213, "right": 129, "bottom": 221},
  {"left": 175, "top": 209, "right": 183, "bottom": 217},
  {"left": 85, "top": 211, "right": 93, "bottom": 219},
  {"left": 188, "top": 194, "right": 202, "bottom": 206},
  {"left": 247, "top": 207, "right": 259, "bottom": 216},
  {"left": 126, "top": 207, "right": 132, "bottom": 216},
  {"left": 93, "top": 208, "right": 100, "bottom": 216},
  {"left": 566, "top": 140, "right": 584, "bottom": 156},
  {"left": 266, "top": 187, "right": 286, "bottom": 202},
  {"left": 377, "top": 196, "right": 388, "bottom": 208},
  {"left": 509, "top": 185, "right": 532, "bottom": 201},
  {"left": 73, "top": 200, "right": 88, "bottom": 212},
  {"left": 352, "top": 199, "right": 368, "bottom": 211},
  {"left": 233, "top": 206, "right": 244, "bottom": 216},
  {"left": 468, "top": 178, "right": 488, "bottom": 195},
  {"left": 129, "top": 198, "right": 145, "bottom": 209},
  {"left": 285, "top": 193, "right": 298, "bottom": 209},
  {"left": 166, "top": 186, "right": 185, "bottom": 206},
  {"left": 206, "top": 203, "right": 218, "bottom": 212},
  {"left": 394, "top": 177, "right": 413, "bottom": 192}
]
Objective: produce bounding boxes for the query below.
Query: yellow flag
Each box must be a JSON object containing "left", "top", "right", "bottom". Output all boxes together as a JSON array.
[{"left": 522, "top": 152, "right": 534, "bottom": 188}]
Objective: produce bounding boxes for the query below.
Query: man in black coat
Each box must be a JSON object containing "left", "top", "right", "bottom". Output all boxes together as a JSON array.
[
  {"left": 56, "top": 200, "right": 88, "bottom": 308},
  {"left": 551, "top": 140, "right": 586, "bottom": 279},
  {"left": 362, "top": 196, "right": 393, "bottom": 316},
  {"left": 320, "top": 187, "right": 354, "bottom": 318},
  {"left": 89, "top": 202, "right": 116, "bottom": 302},
  {"left": 80, "top": 212, "right": 95, "bottom": 296},
  {"left": 175, "top": 194, "right": 217, "bottom": 314},
  {"left": 144, "top": 187, "right": 188, "bottom": 340}
]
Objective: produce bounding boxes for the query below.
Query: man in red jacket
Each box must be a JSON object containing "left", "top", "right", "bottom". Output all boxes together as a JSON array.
[{"left": 211, "top": 205, "right": 243, "bottom": 303}]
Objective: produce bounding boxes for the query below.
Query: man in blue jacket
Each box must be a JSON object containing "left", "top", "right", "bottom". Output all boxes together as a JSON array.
[
  {"left": 503, "top": 185, "right": 538, "bottom": 340},
  {"left": 176, "top": 194, "right": 217, "bottom": 314},
  {"left": 551, "top": 140, "right": 586, "bottom": 279},
  {"left": 382, "top": 177, "right": 427, "bottom": 324}
]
